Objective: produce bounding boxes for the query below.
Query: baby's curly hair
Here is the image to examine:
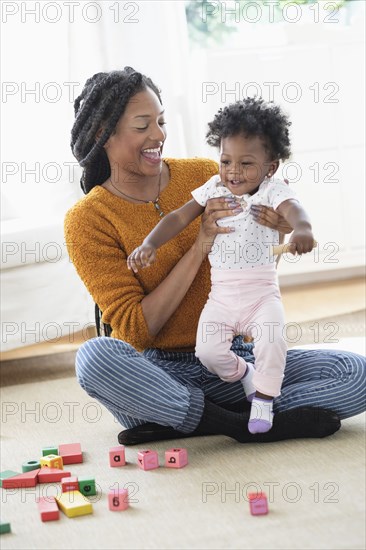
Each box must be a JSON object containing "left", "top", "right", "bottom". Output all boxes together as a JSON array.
[{"left": 206, "top": 97, "right": 292, "bottom": 161}]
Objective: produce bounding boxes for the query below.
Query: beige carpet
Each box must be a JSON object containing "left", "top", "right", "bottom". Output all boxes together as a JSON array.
[{"left": 0, "top": 338, "right": 365, "bottom": 550}]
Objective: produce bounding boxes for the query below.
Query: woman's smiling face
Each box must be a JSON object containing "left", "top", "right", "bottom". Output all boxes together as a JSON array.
[{"left": 104, "top": 87, "right": 167, "bottom": 180}]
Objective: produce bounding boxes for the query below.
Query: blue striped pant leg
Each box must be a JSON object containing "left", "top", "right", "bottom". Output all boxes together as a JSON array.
[
  {"left": 75, "top": 337, "right": 204, "bottom": 432},
  {"left": 145, "top": 341, "right": 254, "bottom": 411},
  {"left": 274, "top": 348, "right": 366, "bottom": 419}
]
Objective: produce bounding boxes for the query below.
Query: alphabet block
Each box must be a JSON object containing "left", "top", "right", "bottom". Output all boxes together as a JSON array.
[
  {"left": 55, "top": 490, "right": 93, "bottom": 518},
  {"left": 248, "top": 492, "right": 268, "bottom": 515},
  {"left": 40, "top": 454, "right": 63, "bottom": 470},
  {"left": 0, "top": 521, "right": 11, "bottom": 534},
  {"left": 78, "top": 476, "right": 96, "bottom": 497},
  {"left": 0, "top": 471, "right": 19, "bottom": 487},
  {"left": 37, "top": 496, "right": 60, "bottom": 522},
  {"left": 165, "top": 448, "right": 188, "bottom": 469},
  {"left": 61, "top": 476, "right": 79, "bottom": 492},
  {"left": 109, "top": 445, "right": 126, "bottom": 467},
  {"left": 37, "top": 468, "right": 71, "bottom": 483},
  {"left": 42, "top": 446, "right": 58, "bottom": 456},
  {"left": 2, "top": 469, "right": 40, "bottom": 489},
  {"left": 58, "top": 443, "right": 83, "bottom": 465},
  {"left": 108, "top": 489, "right": 129, "bottom": 511},
  {"left": 22, "top": 460, "right": 41, "bottom": 473},
  {"left": 137, "top": 450, "right": 159, "bottom": 471}
]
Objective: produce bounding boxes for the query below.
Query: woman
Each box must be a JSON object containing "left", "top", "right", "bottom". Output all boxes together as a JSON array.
[{"left": 65, "top": 67, "right": 365, "bottom": 445}]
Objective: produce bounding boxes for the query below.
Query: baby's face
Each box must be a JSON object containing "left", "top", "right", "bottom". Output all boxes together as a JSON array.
[{"left": 219, "top": 134, "right": 276, "bottom": 196}]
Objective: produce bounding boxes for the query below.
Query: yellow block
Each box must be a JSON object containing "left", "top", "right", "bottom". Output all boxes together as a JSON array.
[
  {"left": 56, "top": 490, "right": 93, "bottom": 518},
  {"left": 40, "top": 454, "right": 63, "bottom": 470}
]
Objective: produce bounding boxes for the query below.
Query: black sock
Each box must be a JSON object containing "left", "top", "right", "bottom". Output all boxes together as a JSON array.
[
  {"left": 195, "top": 400, "right": 341, "bottom": 443},
  {"left": 118, "top": 402, "right": 341, "bottom": 446}
]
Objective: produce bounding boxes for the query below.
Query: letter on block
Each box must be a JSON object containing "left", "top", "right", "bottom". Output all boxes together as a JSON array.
[
  {"left": 37, "top": 497, "right": 60, "bottom": 522},
  {"left": 248, "top": 492, "right": 268, "bottom": 515},
  {"left": 22, "top": 460, "right": 41, "bottom": 473},
  {"left": 56, "top": 490, "right": 93, "bottom": 518},
  {"left": 61, "top": 476, "right": 79, "bottom": 492},
  {"left": 40, "top": 454, "right": 63, "bottom": 470},
  {"left": 58, "top": 443, "right": 83, "bottom": 465},
  {"left": 109, "top": 445, "right": 126, "bottom": 467},
  {"left": 2, "top": 469, "right": 40, "bottom": 489},
  {"left": 137, "top": 450, "right": 159, "bottom": 471},
  {"left": 165, "top": 448, "right": 188, "bottom": 469},
  {"left": 37, "top": 468, "right": 71, "bottom": 483},
  {"left": 42, "top": 446, "right": 58, "bottom": 456},
  {"left": 108, "top": 489, "right": 129, "bottom": 511},
  {"left": 78, "top": 477, "right": 96, "bottom": 497}
]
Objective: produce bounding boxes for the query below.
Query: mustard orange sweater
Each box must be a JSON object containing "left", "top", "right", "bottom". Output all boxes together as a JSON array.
[{"left": 64, "top": 158, "right": 218, "bottom": 351}]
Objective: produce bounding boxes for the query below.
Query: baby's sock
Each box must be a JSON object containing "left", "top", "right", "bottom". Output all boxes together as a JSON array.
[
  {"left": 248, "top": 397, "right": 274, "bottom": 434},
  {"left": 240, "top": 363, "right": 256, "bottom": 402}
]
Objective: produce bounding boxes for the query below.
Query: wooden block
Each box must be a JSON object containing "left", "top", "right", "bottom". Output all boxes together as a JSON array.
[
  {"left": 165, "top": 448, "right": 188, "bottom": 469},
  {"left": 0, "top": 521, "right": 11, "bottom": 534},
  {"left": 137, "top": 450, "right": 159, "bottom": 471},
  {"left": 56, "top": 490, "right": 93, "bottom": 518},
  {"left": 22, "top": 460, "right": 41, "bottom": 473},
  {"left": 249, "top": 492, "right": 268, "bottom": 515},
  {"left": 2, "top": 469, "right": 40, "bottom": 489},
  {"left": 42, "top": 446, "right": 58, "bottom": 456},
  {"left": 61, "top": 476, "right": 79, "bottom": 492},
  {"left": 109, "top": 445, "right": 126, "bottom": 467},
  {"left": 40, "top": 454, "right": 63, "bottom": 470},
  {"left": 37, "top": 468, "right": 71, "bottom": 483},
  {"left": 78, "top": 477, "right": 96, "bottom": 497},
  {"left": 37, "top": 497, "right": 60, "bottom": 522},
  {"left": 108, "top": 489, "right": 129, "bottom": 511},
  {"left": 58, "top": 443, "right": 83, "bottom": 465},
  {"left": 0, "top": 471, "right": 20, "bottom": 487}
]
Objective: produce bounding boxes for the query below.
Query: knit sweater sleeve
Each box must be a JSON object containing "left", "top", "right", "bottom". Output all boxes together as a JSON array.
[{"left": 64, "top": 203, "right": 154, "bottom": 350}]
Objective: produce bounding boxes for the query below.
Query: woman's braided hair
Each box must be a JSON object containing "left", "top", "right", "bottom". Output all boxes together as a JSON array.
[{"left": 71, "top": 67, "right": 162, "bottom": 194}]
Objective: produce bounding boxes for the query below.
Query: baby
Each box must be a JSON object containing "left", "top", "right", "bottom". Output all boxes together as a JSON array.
[{"left": 127, "top": 98, "right": 315, "bottom": 433}]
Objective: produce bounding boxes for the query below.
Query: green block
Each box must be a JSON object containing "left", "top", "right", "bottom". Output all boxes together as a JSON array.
[
  {"left": 22, "top": 460, "right": 41, "bottom": 473},
  {"left": 0, "top": 471, "right": 19, "bottom": 487},
  {"left": 0, "top": 522, "right": 11, "bottom": 535},
  {"left": 42, "top": 446, "right": 58, "bottom": 456},
  {"left": 78, "top": 477, "right": 96, "bottom": 496}
]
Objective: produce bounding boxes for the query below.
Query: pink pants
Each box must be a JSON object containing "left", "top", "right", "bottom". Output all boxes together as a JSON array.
[{"left": 195, "top": 264, "right": 287, "bottom": 397}]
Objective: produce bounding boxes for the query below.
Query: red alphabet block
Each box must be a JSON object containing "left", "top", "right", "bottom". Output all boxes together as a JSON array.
[
  {"left": 37, "top": 468, "right": 71, "bottom": 483},
  {"left": 109, "top": 446, "right": 126, "bottom": 467},
  {"left": 108, "top": 489, "right": 129, "bottom": 511},
  {"left": 58, "top": 443, "right": 83, "bottom": 464},
  {"left": 165, "top": 448, "right": 188, "bottom": 469},
  {"left": 249, "top": 492, "right": 268, "bottom": 515},
  {"left": 2, "top": 469, "right": 40, "bottom": 489},
  {"left": 37, "top": 497, "right": 60, "bottom": 522},
  {"left": 137, "top": 450, "right": 159, "bottom": 471},
  {"left": 61, "top": 476, "right": 79, "bottom": 492}
]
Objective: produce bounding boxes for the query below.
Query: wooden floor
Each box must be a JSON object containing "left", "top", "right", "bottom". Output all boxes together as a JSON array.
[{"left": 1, "top": 277, "right": 364, "bottom": 362}]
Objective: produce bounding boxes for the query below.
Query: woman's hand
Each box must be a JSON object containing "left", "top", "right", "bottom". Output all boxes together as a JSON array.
[
  {"left": 250, "top": 205, "right": 293, "bottom": 234},
  {"left": 195, "top": 197, "right": 243, "bottom": 257}
]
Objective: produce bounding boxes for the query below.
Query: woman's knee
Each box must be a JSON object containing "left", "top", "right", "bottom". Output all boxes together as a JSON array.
[{"left": 75, "top": 337, "right": 135, "bottom": 387}]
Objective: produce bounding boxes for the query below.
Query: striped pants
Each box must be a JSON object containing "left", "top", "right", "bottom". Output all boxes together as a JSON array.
[{"left": 75, "top": 336, "right": 366, "bottom": 433}]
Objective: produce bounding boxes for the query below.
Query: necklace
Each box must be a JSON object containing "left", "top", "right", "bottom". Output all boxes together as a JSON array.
[{"left": 108, "top": 173, "right": 164, "bottom": 218}]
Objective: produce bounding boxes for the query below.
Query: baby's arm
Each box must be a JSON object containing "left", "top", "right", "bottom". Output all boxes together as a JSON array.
[
  {"left": 127, "top": 199, "right": 205, "bottom": 272},
  {"left": 276, "top": 199, "right": 314, "bottom": 254}
]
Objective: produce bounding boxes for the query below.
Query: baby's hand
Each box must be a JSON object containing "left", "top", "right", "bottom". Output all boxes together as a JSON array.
[
  {"left": 288, "top": 226, "right": 315, "bottom": 255},
  {"left": 127, "top": 243, "right": 156, "bottom": 273}
]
